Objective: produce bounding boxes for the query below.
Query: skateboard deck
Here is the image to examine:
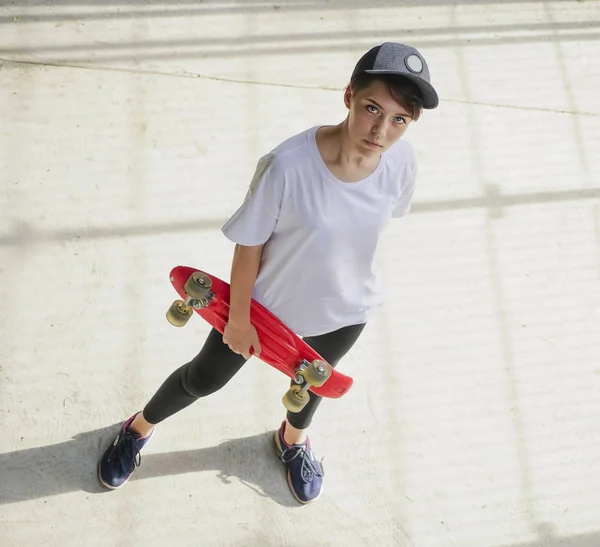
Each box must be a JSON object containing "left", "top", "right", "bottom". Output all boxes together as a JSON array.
[{"left": 167, "top": 266, "right": 353, "bottom": 406}]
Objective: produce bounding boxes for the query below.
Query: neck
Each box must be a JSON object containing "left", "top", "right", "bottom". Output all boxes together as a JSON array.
[{"left": 322, "top": 120, "right": 379, "bottom": 169}]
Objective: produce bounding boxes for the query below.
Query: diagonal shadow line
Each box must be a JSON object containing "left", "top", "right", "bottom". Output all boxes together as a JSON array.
[
  {"left": 0, "top": 0, "right": 569, "bottom": 5},
  {"left": 3, "top": 21, "right": 600, "bottom": 55},
  {"left": 544, "top": 5, "right": 593, "bottom": 185},
  {"left": 2, "top": 32, "right": 599, "bottom": 64},
  {"left": 2, "top": 0, "right": 571, "bottom": 5},
  {"left": 0, "top": 218, "right": 225, "bottom": 246},
  {"left": 412, "top": 187, "right": 600, "bottom": 214},
  {"left": 0, "top": 0, "right": 572, "bottom": 23},
  {"left": 0, "top": 5, "right": 409, "bottom": 25},
  {"left": 0, "top": 425, "right": 299, "bottom": 507},
  {"left": 2, "top": 187, "right": 599, "bottom": 247},
  {"left": 502, "top": 532, "right": 600, "bottom": 547}
]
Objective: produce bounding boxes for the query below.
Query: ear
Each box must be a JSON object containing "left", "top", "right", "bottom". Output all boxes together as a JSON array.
[{"left": 344, "top": 84, "right": 353, "bottom": 109}]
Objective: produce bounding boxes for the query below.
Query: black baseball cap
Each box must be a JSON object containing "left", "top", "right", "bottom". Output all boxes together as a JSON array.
[{"left": 351, "top": 42, "right": 439, "bottom": 109}]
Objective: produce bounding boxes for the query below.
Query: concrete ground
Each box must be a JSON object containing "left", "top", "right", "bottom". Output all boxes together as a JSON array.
[{"left": 1, "top": 1, "right": 599, "bottom": 546}]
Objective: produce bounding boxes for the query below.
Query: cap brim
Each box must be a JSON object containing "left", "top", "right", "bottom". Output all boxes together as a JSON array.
[{"left": 365, "top": 70, "right": 439, "bottom": 109}]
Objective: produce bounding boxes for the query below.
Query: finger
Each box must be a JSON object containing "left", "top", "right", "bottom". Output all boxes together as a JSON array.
[{"left": 226, "top": 342, "right": 240, "bottom": 355}]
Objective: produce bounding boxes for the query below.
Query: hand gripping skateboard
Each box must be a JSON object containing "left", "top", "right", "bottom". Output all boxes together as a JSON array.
[{"left": 166, "top": 266, "right": 353, "bottom": 413}]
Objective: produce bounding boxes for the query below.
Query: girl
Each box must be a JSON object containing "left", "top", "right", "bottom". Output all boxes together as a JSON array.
[{"left": 98, "top": 42, "right": 439, "bottom": 504}]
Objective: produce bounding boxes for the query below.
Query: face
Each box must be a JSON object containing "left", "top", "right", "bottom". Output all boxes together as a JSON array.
[{"left": 344, "top": 79, "right": 413, "bottom": 154}]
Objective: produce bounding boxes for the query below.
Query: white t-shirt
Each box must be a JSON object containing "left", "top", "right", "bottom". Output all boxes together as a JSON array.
[{"left": 221, "top": 126, "right": 417, "bottom": 337}]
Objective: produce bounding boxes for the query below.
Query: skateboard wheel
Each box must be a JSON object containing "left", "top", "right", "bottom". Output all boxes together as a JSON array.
[
  {"left": 302, "top": 359, "right": 332, "bottom": 388},
  {"left": 166, "top": 300, "right": 193, "bottom": 327},
  {"left": 282, "top": 385, "right": 310, "bottom": 413},
  {"left": 184, "top": 271, "right": 212, "bottom": 300}
]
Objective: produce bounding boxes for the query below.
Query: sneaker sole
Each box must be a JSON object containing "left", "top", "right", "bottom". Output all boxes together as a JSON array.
[{"left": 272, "top": 430, "right": 322, "bottom": 505}]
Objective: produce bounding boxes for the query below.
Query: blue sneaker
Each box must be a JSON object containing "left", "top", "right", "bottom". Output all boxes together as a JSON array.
[
  {"left": 273, "top": 421, "right": 324, "bottom": 504},
  {"left": 98, "top": 413, "right": 153, "bottom": 490}
]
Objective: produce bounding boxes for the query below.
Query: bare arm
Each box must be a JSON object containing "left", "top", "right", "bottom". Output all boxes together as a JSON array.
[
  {"left": 228, "top": 243, "right": 264, "bottom": 324},
  {"left": 223, "top": 243, "right": 264, "bottom": 358}
]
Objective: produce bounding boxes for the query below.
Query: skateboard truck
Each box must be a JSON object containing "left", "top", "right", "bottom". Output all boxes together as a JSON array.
[
  {"left": 282, "top": 358, "right": 333, "bottom": 413},
  {"left": 166, "top": 271, "right": 215, "bottom": 327}
]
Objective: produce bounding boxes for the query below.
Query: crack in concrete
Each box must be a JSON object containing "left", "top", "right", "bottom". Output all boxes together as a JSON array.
[{"left": 1, "top": 57, "right": 599, "bottom": 117}]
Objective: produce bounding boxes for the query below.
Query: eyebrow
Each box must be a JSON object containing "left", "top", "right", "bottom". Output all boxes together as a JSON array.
[{"left": 367, "top": 98, "right": 412, "bottom": 119}]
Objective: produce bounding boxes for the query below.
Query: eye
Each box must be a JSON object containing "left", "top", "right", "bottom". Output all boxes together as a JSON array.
[
  {"left": 366, "top": 104, "right": 378, "bottom": 114},
  {"left": 394, "top": 116, "right": 407, "bottom": 125}
]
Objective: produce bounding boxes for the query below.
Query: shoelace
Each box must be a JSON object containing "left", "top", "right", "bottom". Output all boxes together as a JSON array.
[
  {"left": 280, "top": 445, "right": 324, "bottom": 482},
  {"left": 116, "top": 433, "right": 142, "bottom": 474}
]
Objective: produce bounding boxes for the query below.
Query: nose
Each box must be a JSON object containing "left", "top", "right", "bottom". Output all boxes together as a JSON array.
[{"left": 371, "top": 122, "right": 386, "bottom": 138}]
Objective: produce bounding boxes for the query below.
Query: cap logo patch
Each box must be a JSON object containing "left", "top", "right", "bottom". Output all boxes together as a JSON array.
[{"left": 405, "top": 54, "right": 423, "bottom": 74}]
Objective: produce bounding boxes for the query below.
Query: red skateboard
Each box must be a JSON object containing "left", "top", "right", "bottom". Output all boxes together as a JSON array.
[{"left": 166, "top": 266, "right": 353, "bottom": 412}]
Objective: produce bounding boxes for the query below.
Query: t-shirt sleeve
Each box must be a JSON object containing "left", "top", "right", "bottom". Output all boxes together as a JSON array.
[
  {"left": 221, "top": 153, "right": 284, "bottom": 245},
  {"left": 391, "top": 157, "right": 417, "bottom": 219}
]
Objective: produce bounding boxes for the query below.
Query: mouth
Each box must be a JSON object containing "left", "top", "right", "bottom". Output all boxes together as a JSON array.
[{"left": 364, "top": 139, "right": 383, "bottom": 149}]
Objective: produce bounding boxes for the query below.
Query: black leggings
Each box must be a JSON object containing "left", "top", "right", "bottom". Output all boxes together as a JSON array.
[{"left": 143, "top": 322, "right": 366, "bottom": 430}]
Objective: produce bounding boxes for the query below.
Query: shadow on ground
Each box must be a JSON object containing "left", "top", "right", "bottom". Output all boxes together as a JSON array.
[
  {"left": 502, "top": 531, "right": 600, "bottom": 547},
  {"left": 0, "top": 425, "right": 298, "bottom": 507}
]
